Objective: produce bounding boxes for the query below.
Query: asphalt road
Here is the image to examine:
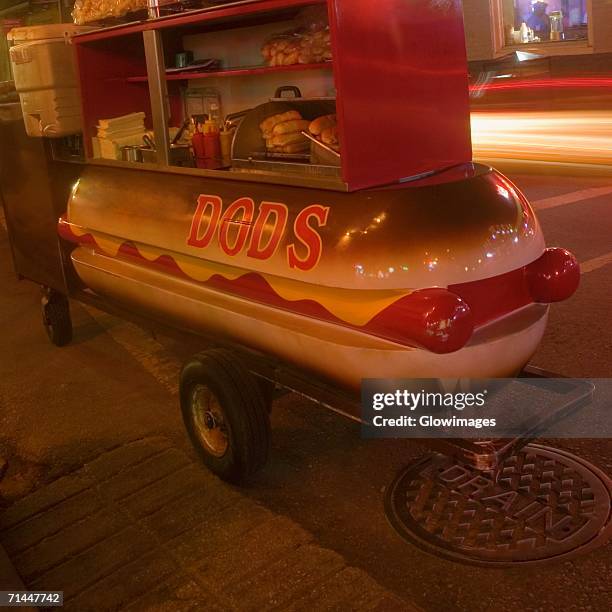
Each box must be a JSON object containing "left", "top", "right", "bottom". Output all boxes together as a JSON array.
[{"left": 1, "top": 162, "right": 611, "bottom": 611}]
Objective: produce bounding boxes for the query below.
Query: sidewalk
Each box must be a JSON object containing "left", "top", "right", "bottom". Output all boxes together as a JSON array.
[
  {"left": 0, "top": 437, "right": 418, "bottom": 611},
  {"left": 0, "top": 537, "right": 26, "bottom": 591}
]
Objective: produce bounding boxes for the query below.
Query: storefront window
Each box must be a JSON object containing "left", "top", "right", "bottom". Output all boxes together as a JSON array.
[{"left": 503, "top": 0, "right": 588, "bottom": 45}]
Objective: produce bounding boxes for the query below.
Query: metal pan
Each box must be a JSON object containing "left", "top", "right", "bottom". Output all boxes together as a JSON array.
[
  {"left": 231, "top": 86, "right": 338, "bottom": 177},
  {"left": 301, "top": 130, "right": 341, "bottom": 167}
]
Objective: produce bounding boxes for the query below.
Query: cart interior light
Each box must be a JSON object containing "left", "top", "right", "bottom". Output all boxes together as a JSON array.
[{"left": 515, "top": 51, "right": 542, "bottom": 62}]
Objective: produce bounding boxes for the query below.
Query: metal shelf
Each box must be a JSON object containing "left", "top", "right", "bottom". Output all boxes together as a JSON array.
[
  {"left": 125, "top": 61, "right": 332, "bottom": 82},
  {"left": 72, "top": 0, "right": 325, "bottom": 43},
  {"left": 85, "top": 157, "right": 349, "bottom": 191}
]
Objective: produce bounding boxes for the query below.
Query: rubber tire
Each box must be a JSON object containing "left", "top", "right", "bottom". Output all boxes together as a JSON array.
[
  {"left": 180, "top": 349, "right": 271, "bottom": 483},
  {"left": 257, "top": 377, "right": 276, "bottom": 413},
  {"left": 42, "top": 295, "right": 73, "bottom": 347}
]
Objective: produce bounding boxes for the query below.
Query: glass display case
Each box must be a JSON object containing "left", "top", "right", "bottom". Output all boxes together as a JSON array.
[
  {"left": 503, "top": 0, "right": 588, "bottom": 46},
  {"left": 462, "top": 0, "right": 612, "bottom": 61},
  {"left": 71, "top": 0, "right": 472, "bottom": 191}
]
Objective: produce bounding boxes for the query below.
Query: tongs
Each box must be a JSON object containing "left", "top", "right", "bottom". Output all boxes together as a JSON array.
[
  {"left": 171, "top": 118, "right": 191, "bottom": 145},
  {"left": 224, "top": 109, "right": 251, "bottom": 131},
  {"left": 301, "top": 131, "right": 340, "bottom": 158}
]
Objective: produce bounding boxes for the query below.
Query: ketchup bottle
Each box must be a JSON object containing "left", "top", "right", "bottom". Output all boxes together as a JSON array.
[{"left": 191, "top": 120, "right": 207, "bottom": 169}]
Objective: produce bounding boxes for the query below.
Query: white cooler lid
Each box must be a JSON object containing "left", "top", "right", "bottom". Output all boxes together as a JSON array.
[{"left": 7, "top": 24, "right": 93, "bottom": 43}]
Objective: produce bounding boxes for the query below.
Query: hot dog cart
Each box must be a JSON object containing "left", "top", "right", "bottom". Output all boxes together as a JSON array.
[{"left": 0, "top": 0, "right": 582, "bottom": 483}]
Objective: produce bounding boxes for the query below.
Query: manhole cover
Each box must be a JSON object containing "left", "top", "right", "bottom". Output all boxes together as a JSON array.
[{"left": 386, "top": 444, "right": 612, "bottom": 565}]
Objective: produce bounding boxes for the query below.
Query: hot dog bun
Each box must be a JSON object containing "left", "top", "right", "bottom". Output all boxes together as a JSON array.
[
  {"left": 320, "top": 125, "right": 339, "bottom": 147},
  {"left": 309, "top": 114, "right": 336, "bottom": 136},
  {"left": 260, "top": 111, "right": 302, "bottom": 135},
  {"left": 272, "top": 119, "right": 310, "bottom": 136}
]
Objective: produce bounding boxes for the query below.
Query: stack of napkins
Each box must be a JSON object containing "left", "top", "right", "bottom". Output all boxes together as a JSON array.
[{"left": 92, "top": 112, "right": 147, "bottom": 159}]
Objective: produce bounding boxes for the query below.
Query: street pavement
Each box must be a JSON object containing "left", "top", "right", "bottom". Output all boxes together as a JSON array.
[
  {"left": 0, "top": 438, "right": 411, "bottom": 611},
  {"left": 0, "top": 163, "right": 611, "bottom": 611}
]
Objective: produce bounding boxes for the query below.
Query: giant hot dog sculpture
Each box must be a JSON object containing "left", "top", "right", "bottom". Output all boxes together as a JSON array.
[{"left": 58, "top": 162, "right": 579, "bottom": 391}]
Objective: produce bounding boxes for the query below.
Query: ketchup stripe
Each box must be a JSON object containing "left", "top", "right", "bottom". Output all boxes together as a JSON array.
[{"left": 59, "top": 218, "right": 534, "bottom": 348}]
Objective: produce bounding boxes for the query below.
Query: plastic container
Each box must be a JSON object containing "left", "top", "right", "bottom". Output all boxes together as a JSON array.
[
  {"left": 203, "top": 131, "right": 221, "bottom": 169},
  {"left": 219, "top": 127, "right": 234, "bottom": 165},
  {"left": 192, "top": 130, "right": 206, "bottom": 168},
  {"left": 7, "top": 24, "right": 91, "bottom": 138}
]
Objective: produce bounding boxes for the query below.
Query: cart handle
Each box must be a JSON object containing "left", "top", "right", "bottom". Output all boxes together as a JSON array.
[{"left": 274, "top": 85, "right": 302, "bottom": 99}]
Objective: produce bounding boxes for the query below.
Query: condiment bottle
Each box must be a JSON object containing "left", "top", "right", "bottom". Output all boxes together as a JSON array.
[
  {"left": 203, "top": 114, "right": 221, "bottom": 169},
  {"left": 191, "top": 120, "right": 207, "bottom": 169},
  {"left": 208, "top": 102, "right": 221, "bottom": 126},
  {"left": 219, "top": 125, "right": 234, "bottom": 167}
]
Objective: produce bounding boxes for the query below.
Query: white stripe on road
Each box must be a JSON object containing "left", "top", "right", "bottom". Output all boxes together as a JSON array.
[
  {"left": 581, "top": 251, "right": 612, "bottom": 275},
  {"left": 531, "top": 185, "right": 612, "bottom": 210}
]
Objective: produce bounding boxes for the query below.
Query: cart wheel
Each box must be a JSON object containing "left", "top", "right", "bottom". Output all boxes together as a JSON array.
[
  {"left": 257, "top": 377, "right": 277, "bottom": 413},
  {"left": 41, "top": 290, "right": 72, "bottom": 347},
  {"left": 180, "top": 349, "right": 271, "bottom": 483}
]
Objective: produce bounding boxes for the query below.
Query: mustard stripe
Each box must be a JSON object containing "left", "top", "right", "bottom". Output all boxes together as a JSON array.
[{"left": 66, "top": 223, "right": 411, "bottom": 326}]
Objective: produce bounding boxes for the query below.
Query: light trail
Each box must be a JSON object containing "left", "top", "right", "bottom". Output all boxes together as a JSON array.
[
  {"left": 469, "top": 77, "right": 612, "bottom": 95},
  {"left": 471, "top": 110, "right": 612, "bottom": 165}
]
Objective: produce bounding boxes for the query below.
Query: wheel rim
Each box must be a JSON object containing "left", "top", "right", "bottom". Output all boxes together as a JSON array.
[{"left": 191, "top": 385, "right": 229, "bottom": 458}]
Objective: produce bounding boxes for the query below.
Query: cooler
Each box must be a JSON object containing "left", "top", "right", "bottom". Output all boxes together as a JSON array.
[{"left": 7, "top": 24, "right": 91, "bottom": 138}]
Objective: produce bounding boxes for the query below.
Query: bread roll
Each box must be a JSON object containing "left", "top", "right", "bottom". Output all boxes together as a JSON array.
[
  {"left": 270, "top": 132, "right": 308, "bottom": 147},
  {"left": 309, "top": 114, "right": 337, "bottom": 136},
  {"left": 262, "top": 28, "right": 331, "bottom": 67},
  {"left": 321, "top": 125, "right": 339, "bottom": 147},
  {"left": 260, "top": 111, "right": 302, "bottom": 134},
  {"left": 272, "top": 119, "right": 310, "bottom": 136}
]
